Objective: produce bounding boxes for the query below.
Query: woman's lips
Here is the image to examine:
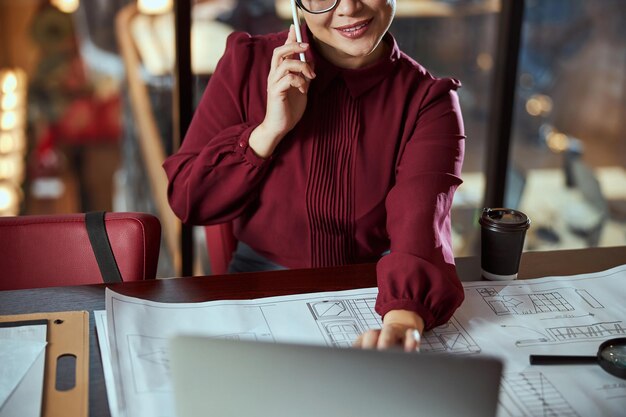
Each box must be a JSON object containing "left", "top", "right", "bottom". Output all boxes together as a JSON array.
[{"left": 334, "top": 18, "right": 373, "bottom": 39}]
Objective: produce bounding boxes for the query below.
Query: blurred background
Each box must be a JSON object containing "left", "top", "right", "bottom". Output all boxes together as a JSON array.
[{"left": 0, "top": 0, "right": 624, "bottom": 278}]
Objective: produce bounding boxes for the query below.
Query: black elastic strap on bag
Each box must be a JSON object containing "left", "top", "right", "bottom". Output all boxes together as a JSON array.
[{"left": 85, "top": 211, "right": 123, "bottom": 283}]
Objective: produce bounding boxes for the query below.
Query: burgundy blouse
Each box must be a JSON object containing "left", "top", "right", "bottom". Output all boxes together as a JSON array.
[{"left": 163, "top": 26, "right": 466, "bottom": 330}]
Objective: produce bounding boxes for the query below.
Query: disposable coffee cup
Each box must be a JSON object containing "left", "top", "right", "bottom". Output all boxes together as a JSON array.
[{"left": 479, "top": 208, "right": 531, "bottom": 281}]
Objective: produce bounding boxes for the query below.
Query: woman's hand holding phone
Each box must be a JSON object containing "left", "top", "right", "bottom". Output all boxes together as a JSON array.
[{"left": 249, "top": 25, "right": 316, "bottom": 159}]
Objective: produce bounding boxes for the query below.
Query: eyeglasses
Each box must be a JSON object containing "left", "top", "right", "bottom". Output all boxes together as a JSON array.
[{"left": 296, "top": 0, "right": 339, "bottom": 14}]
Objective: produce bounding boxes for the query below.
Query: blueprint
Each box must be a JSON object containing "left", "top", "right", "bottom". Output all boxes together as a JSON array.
[{"left": 96, "top": 264, "right": 626, "bottom": 417}]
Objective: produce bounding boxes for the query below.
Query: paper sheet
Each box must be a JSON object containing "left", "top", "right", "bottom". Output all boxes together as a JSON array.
[
  {"left": 96, "top": 288, "right": 381, "bottom": 417},
  {"left": 0, "top": 324, "right": 47, "bottom": 417},
  {"left": 97, "top": 264, "right": 626, "bottom": 417},
  {"left": 455, "top": 267, "right": 626, "bottom": 416}
]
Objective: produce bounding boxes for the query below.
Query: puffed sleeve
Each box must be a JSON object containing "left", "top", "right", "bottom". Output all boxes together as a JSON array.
[
  {"left": 375, "top": 78, "right": 465, "bottom": 330},
  {"left": 162, "top": 32, "right": 271, "bottom": 225}
]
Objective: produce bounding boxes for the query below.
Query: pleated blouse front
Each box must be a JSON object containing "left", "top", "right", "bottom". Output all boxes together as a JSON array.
[{"left": 163, "top": 25, "right": 466, "bottom": 329}]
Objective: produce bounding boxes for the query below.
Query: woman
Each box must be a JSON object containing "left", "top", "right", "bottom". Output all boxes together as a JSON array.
[{"left": 163, "top": 0, "right": 465, "bottom": 351}]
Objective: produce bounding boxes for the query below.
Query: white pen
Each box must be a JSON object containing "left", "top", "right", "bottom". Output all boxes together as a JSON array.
[{"left": 289, "top": 0, "right": 306, "bottom": 62}]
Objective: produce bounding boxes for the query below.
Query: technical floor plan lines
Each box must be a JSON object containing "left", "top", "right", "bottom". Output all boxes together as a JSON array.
[
  {"left": 307, "top": 298, "right": 381, "bottom": 347},
  {"left": 547, "top": 321, "right": 626, "bottom": 342},
  {"left": 478, "top": 288, "right": 576, "bottom": 316},
  {"left": 307, "top": 298, "right": 482, "bottom": 352},
  {"left": 98, "top": 264, "right": 626, "bottom": 417},
  {"left": 321, "top": 321, "right": 362, "bottom": 347},
  {"left": 127, "top": 331, "right": 267, "bottom": 393},
  {"left": 308, "top": 298, "right": 380, "bottom": 326},
  {"left": 514, "top": 321, "right": 626, "bottom": 347},
  {"left": 311, "top": 301, "right": 349, "bottom": 317},
  {"left": 128, "top": 335, "right": 171, "bottom": 394},
  {"left": 529, "top": 293, "right": 574, "bottom": 313},
  {"left": 601, "top": 381, "right": 626, "bottom": 402},
  {"left": 136, "top": 346, "right": 169, "bottom": 367},
  {"left": 421, "top": 317, "right": 481, "bottom": 354},
  {"left": 351, "top": 298, "right": 380, "bottom": 328},
  {"left": 500, "top": 372, "right": 580, "bottom": 417},
  {"left": 575, "top": 289, "right": 604, "bottom": 309}
]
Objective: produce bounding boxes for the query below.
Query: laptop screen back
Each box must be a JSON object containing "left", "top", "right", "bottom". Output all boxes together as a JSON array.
[{"left": 170, "top": 336, "right": 502, "bottom": 417}]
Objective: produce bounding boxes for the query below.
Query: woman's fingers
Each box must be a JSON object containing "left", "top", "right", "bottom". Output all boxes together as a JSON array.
[
  {"left": 287, "top": 23, "right": 296, "bottom": 42},
  {"left": 271, "top": 24, "right": 310, "bottom": 67},
  {"left": 354, "top": 327, "right": 402, "bottom": 350},
  {"left": 404, "top": 329, "right": 421, "bottom": 353},
  {"left": 268, "top": 40, "right": 311, "bottom": 96},
  {"left": 379, "top": 324, "right": 420, "bottom": 350},
  {"left": 376, "top": 326, "right": 398, "bottom": 349},
  {"left": 271, "top": 40, "right": 308, "bottom": 70},
  {"left": 269, "top": 59, "right": 316, "bottom": 84},
  {"left": 273, "top": 73, "right": 309, "bottom": 95},
  {"left": 267, "top": 25, "right": 314, "bottom": 97},
  {"left": 269, "top": 57, "right": 315, "bottom": 96},
  {"left": 353, "top": 329, "right": 381, "bottom": 349},
  {"left": 353, "top": 327, "right": 422, "bottom": 352}
]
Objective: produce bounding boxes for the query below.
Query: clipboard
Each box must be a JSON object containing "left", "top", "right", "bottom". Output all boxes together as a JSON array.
[{"left": 0, "top": 311, "right": 89, "bottom": 417}]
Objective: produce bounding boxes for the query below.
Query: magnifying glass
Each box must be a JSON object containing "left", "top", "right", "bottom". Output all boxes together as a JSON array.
[{"left": 529, "top": 337, "right": 626, "bottom": 379}]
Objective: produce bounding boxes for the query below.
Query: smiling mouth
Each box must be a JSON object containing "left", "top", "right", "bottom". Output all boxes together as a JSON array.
[{"left": 335, "top": 19, "right": 372, "bottom": 33}]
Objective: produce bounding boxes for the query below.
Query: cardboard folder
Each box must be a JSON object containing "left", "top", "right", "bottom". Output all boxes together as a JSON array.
[{"left": 0, "top": 311, "right": 89, "bottom": 417}]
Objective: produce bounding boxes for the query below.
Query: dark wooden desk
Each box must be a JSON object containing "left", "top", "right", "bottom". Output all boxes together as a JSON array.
[{"left": 0, "top": 246, "right": 624, "bottom": 417}]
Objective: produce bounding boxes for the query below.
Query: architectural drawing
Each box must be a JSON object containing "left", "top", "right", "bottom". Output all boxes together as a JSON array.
[
  {"left": 307, "top": 298, "right": 381, "bottom": 347},
  {"left": 306, "top": 299, "right": 480, "bottom": 353},
  {"left": 475, "top": 282, "right": 625, "bottom": 347},
  {"left": 128, "top": 335, "right": 170, "bottom": 394},
  {"left": 575, "top": 289, "right": 603, "bottom": 308},
  {"left": 98, "top": 264, "right": 626, "bottom": 417},
  {"left": 420, "top": 318, "right": 481, "bottom": 354},
  {"left": 513, "top": 320, "right": 626, "bottom": 347},
  {"left": 498, "top": 371, "right": 579, "bottom": 417},
  {"left": 478, "top": 286, "right": 605, "bottom": 316},
  {"left": 127, "top": 331, "right": 264, "bottom": 394}
]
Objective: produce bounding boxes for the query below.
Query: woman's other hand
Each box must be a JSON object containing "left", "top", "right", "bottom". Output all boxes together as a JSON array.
[
  {"left": 249, "top": 25, "right": 316, "bottom": 158},
  {"left": 353, "top": 310, "right": 424, "bottom": 352}
]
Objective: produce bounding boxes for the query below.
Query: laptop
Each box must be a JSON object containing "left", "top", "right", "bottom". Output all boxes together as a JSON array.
[{"left": 169, "top": 336, "right": 502, "bottom": 417}]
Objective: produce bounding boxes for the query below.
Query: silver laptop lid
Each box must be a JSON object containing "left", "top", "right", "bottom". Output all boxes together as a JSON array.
[{"left": 170, "top": 336, "right": 502, "bottom": 417}]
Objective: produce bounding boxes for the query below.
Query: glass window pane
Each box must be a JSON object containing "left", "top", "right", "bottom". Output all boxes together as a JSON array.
[
  {"left": 0, "top": 0, "right": 175, "bottom": 276},
  {"left": 387, "top": 1, "right": 499, "bottom": 256},
  {"left": 510, "top": 0, "right": 626, "bottom": 251}
]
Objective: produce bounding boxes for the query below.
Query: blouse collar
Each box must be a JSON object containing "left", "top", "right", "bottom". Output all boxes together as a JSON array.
[{"left": 301, "top": 24, "right": 400, "bottom": 98}]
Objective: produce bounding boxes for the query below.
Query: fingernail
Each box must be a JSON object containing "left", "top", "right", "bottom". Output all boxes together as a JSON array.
[
  {"left": 300, "top": 43, "right": 308, "bottom": 48},
  {"left": 412, "top": 330, "right": 421, "bottom": 353}
]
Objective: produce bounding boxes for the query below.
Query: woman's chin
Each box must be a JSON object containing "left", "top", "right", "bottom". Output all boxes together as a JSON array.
[
  {"left": 316, "top": 34, "right": 384, "bottom": 68},
  {"left": 340, "top": 46, "right": 382, "bottom": 67}
]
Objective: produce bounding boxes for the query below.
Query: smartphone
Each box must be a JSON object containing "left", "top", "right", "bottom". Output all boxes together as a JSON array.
[{"left": 289, "top": 0, "right": 306, "bottom": 62}]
